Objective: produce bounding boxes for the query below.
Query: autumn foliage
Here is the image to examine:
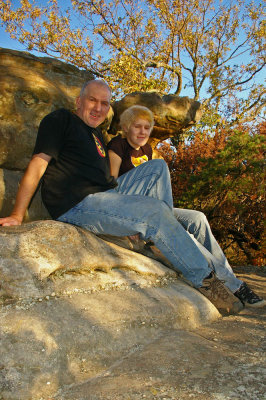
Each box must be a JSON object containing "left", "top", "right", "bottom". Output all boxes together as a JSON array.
[
  {"left": 158, "top": 123, "right": 266, "bottom": 266},
  {"left": 0, "top": 0, "right": 265, "bottom": 122},
  {"left": 0, "top": 0, "right": 265, "bottom": 265}
]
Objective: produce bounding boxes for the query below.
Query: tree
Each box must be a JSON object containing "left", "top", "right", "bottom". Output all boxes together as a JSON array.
[
  {"left": 0, "top": 0, "right": 265, "bottom": 122},
  {"left": 158, "top": 122, "right": 266, "bottom": 266}
]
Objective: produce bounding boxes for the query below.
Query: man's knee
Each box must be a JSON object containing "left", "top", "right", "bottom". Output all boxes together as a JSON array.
[{"left": 194, "top": 210, "right": 207, "bottom": 221}]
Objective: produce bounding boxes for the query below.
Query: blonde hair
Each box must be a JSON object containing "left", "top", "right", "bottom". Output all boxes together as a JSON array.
[{"left": 120, "top": 105, "right": 154, "bottom": 136}]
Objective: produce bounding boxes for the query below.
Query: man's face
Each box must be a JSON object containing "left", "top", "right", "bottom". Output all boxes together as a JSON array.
[{"left": 76, "top": 82, "right": 111, "bottom": 128}]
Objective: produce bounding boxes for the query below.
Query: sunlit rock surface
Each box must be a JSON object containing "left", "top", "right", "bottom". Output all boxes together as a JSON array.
[
  {"left": 0, "top": 49, "right": 215, "bottom": 400},
  {"left": 0, "top": 47, "right": 201, "bottom": 221},
  {"left": 109, "top": 91, "right": 202, "bottom": 148},
  {"left": 0, "top": 220, "right": 220, "bottom": 400}
]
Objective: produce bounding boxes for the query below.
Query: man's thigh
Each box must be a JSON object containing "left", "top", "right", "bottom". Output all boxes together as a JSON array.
[{"left": 57, "top": 190, "right": 164, "bottom": 237}]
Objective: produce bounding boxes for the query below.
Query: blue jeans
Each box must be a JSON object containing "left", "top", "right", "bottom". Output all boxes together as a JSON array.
[
  {"left": 57, "top": 159, "right": 241, "bottom": 290},
  {"left": 173, "top": 208, "right": 242, "bottom": 292}
]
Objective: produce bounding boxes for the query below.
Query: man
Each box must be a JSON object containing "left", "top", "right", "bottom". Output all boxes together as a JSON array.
[{"left": 0, "top": 80, "right": 263, "bottom": 314}]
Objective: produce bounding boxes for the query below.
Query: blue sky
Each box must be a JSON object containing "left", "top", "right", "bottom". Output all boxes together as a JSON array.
[
  {"left": 0, "top": 25, "right": 43, "bottom": 55},
  {"left": 0, "top": 1, "right": 265, "bottom": 101},
  {"left": 0, "top": 0, "right": 71, "bottom": 56},
  {"left": 1, "top": 28, "right": 20, "bottom": 50}
]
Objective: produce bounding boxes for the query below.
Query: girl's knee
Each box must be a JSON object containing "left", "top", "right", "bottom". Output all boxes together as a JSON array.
[
  {"left": 189, "top": 210, "right": 208, "bottom": 228},
  {"left": 150, "top": 158, "right": 167, "bottom": 167},
  {"left": 148, "top": 158, "right": 169, "bottom": 174}
]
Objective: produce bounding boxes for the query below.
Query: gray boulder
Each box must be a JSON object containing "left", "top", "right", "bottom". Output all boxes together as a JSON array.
[
  {"left": 0, "top": 220, "right": 220, "bottom": 400},
  {"left": 0, "top": 48, "right": 201, "bottom": 220},
  {"left": 0, "top": 49, "right": 217, "bottom": 400},
  {"left": 109, "top": 92, "right": 202, "bottom": 148}
]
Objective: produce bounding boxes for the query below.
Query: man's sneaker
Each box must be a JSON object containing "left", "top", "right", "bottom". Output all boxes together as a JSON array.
[
  {"left": 198, "top": 272, "right": 244, "bottom": 315},
  {"left": 234, "top": 282, "right": 266, "bottom": 307}
]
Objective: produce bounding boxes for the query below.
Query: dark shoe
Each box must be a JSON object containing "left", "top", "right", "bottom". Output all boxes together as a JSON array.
[
  {"left": 234, "top": 282, "right": 266, "bottom": 307},
  {"left": 198, "top": 272, "right": 244, "bottom": 315}
]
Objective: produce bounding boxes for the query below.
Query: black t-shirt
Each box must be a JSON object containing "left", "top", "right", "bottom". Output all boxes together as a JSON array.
[
  {"left": 107, "top": 135, "right": 152, "bottom": 176},
  {"left": 33, "top": 108, "right": 117, "bottom": 219}
]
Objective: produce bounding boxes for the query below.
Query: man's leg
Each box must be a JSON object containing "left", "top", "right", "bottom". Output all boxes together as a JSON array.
[
  {"left": 58, "top": 191, "right": 210, "bottom": 288},
  {"left": 173, "top": 208, "right": 243, "bottom": 293},
  {"left": 58, "top": 159, "right": 244, "bottom": 313},
  {"left": 116, "top": 162, "right": 242, "bottom": 293},
  {"left": 114, "top": 161, "right": 257, "bottom": 309}
]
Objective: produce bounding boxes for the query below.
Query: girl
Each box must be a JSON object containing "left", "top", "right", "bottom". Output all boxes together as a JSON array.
[
  {"left": 107, "top": 105, "right": 265, "bottom": 308},
  {"left": 108, "top": 105, "right": 153, "bottom": 178}
]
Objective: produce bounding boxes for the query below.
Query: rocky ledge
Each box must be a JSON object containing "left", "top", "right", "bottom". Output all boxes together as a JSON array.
[{"left": 0, "top": 220, "right": 221, "bottom": 400}]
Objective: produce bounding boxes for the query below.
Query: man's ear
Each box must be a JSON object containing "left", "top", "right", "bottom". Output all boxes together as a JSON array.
[{"left": 76, "top": 96, "right": 81, "bottom": 109}]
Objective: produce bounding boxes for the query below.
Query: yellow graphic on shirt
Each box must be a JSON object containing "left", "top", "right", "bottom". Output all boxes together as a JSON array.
[
  {"left": 92, "top": 132, "right": 106, "bottom": 157},
  {"left": 131, "top": 155, "right": 149, "bottom": 167}
]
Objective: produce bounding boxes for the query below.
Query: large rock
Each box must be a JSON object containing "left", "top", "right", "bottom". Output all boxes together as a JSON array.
[
  {"left": 0, "top": 47, "right": 202, "bottom": 221},
  {"left": 0, "top": 220, "right": 220, "bottom": 400},
  {"left": 109, "top": 92, "right": 202, "bottom": 147},
  {"left": 0, "top": 49, "right": 212, "bottom": 399},
  {"left": 0, "top": 48, "right": 201, "bottom": 170},
  {"left": 0, "top": 47, "right": 94, "bottom": 171}
]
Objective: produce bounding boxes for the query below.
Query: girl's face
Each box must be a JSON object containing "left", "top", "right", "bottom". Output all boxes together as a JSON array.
[{"left": 125, "top": 117, "right": 152, "bottom": 149}]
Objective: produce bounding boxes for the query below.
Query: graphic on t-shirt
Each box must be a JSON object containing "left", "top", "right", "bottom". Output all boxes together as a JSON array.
[
  {"left": 131, "top": 155, "right": 149, "bottom": 167},
  {"left": 92, "top": 132, "right": 106, "bottom": 157}
]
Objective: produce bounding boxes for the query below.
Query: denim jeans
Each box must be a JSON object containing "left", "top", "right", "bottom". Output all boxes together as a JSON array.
[
  {"left": 173, "top": 208, "right": 242, "bottom": 292},
  {"left": 58, "top": 159, "right": 241, "bottom": 290}
]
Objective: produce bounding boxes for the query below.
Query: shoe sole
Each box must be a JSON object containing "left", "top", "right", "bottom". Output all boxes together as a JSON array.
[
  {"left": 231, "top": 301, "right": 244, "bottom": 314},
  {"left": 244, "top": 299, "right": 266, "bottom": 308},
  {"left": 198, "top": 290, "right": 244, "bottom": 315}
]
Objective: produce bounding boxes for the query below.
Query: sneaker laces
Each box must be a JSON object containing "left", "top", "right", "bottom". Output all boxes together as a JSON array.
[
  {"left": 235, "top": 282, "right": 262, "bottom": 303},
  {"left": 202, "top": 273, "right": 229, "bottom": 301}
]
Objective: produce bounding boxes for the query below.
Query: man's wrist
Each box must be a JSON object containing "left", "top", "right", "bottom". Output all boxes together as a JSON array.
[{"left": 10, "top": 213, "right": 24, "bottom": 223}]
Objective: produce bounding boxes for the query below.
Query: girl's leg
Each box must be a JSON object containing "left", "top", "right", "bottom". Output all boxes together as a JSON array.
[
  {"left": 173, "top": 208, "right": 242, "bottom": 292},
  {"left": 116, "top": 159, "right": 173, "bottom": 209}
]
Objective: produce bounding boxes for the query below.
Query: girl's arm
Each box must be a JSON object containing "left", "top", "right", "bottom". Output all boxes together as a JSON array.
[{"left": 108, "top": 150, "right": 122, "bottom": 179}]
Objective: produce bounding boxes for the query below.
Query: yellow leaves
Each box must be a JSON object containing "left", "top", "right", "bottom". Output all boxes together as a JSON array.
[{"left": 0, "top": 0, "right": 264, "bottom": 118}]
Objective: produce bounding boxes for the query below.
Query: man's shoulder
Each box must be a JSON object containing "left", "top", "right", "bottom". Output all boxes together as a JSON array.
[
  {"left": 39, "top": 108, "right": 74, "bottom": 130},
  {"left": 43, "top": 108, "right": 72, "bottom": 120}
]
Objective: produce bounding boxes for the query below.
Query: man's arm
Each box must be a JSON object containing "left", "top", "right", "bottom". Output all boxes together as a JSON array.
[{"left": 0, "top": 153, "right": 51, "bottom": 226}]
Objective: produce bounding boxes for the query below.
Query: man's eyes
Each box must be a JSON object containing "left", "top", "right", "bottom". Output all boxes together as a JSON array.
[{"left": 88, "top": 97, "right": 109, "bottom": 107}]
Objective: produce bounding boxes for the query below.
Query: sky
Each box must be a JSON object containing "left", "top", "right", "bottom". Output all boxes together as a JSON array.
[
  {"left": 0, "top": 26, "right": 43, "bottom": 56},
  {"left": 0, "top": 0, "right": 265, "bottom": 102},
  {"left": 0, "top": 0, "right": 70, "bottom": 57}
]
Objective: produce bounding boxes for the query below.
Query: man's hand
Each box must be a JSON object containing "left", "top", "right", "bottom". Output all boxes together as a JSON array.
[
  {"left": 0, "top": 215, "right": 22, "bottom": 226},
  {"left": 128, "top": 234, "right": 140, "bottom": 242},
  {"left": 0, "top": 153, "right": 51, "bottom": 227}
]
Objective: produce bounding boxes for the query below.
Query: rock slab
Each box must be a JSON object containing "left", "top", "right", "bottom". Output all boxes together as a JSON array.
[{"left": 0, "top": 220, "right": 220, "bottom": 400}]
